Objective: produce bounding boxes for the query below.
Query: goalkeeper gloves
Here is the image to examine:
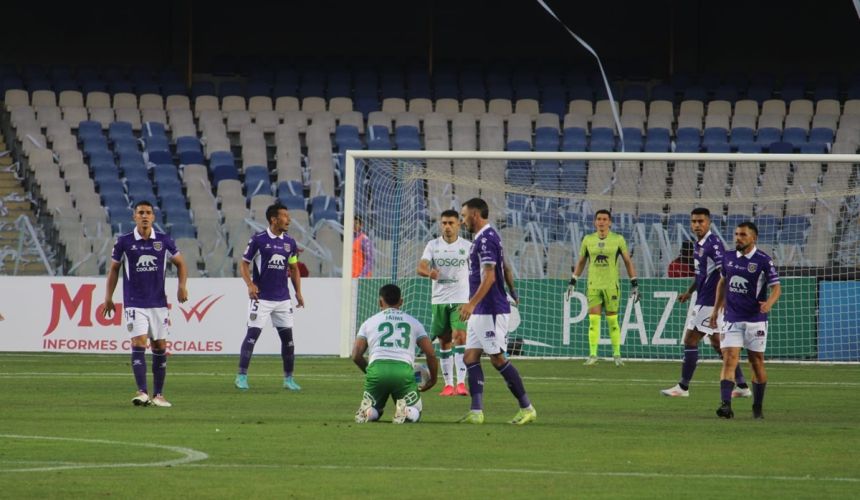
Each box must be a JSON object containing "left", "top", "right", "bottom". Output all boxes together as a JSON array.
[
  {"left": 565, "top": 276, "right": 577, "bottom": 302},
  {"left": 630, "top": 278, "right": 640, "bottom": 304}
]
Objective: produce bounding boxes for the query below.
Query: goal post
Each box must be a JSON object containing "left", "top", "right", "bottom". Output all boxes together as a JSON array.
[{"left": 341, "top": 150, "right": 860, "bottom": 362}]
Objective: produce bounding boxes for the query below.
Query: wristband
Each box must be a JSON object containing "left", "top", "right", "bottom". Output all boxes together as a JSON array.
[{"left": 630, "top": 278, "right": 639, "bottom": 288}]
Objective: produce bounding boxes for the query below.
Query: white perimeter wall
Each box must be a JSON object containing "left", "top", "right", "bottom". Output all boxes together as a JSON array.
[{"left": 0, "top": 277, "right": 342, "bottom": 355}]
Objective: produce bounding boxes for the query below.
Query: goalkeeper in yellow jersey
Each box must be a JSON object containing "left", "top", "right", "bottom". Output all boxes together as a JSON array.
[{"left": 566, "top": 210, "right": 639, "bottom": 366}]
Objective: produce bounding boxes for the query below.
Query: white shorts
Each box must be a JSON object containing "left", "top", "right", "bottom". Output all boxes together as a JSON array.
[
  {"left": 685, "top": 304, "right": 723, "bottom": 336},
  {"left": 720, "top": 321, "right": 768, "bottom": 352},
  {"left": 466, "top": 313, "right": 509, "bottom": 355},
  {"left": 124, "top": 307, "right": 171, "bottom": 340},
  {"left": 247, "top": 299, "right": 294, "bottom": 328}
]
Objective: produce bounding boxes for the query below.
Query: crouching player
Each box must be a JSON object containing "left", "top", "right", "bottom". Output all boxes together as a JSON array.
[{"left": 352, "top": 284, "right": 438, "bottom": 423}]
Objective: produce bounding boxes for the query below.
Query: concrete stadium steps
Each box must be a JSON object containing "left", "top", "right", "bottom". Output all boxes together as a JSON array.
[{"left": 0, "top": 141, "right": 47, "bottom": 275}]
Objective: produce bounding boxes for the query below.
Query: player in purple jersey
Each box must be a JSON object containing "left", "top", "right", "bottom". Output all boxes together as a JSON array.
[
  {"left": 234, "top": 203, "right": 305, "bottom": 391},
  {"left": 710, "top": 221, "right": 781, "bottom": 419},
  {"left": 661, "top": 208, "right": 750, "bottom": 398},
  {"left": 457, "top": 198, "right": 536, "bottom": 425},
  {"left": 102, "top": 200, "right": 189, "bottom": 408}
]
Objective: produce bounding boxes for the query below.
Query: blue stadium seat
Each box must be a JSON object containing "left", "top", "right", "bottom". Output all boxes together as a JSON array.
[
  {"left": 620, "top": 128, "right": 643, "bottom": 152},
  {"left": 309, "top": 195, "right": 338, "bottom": 225},
  {"left": 108, "top": 122, "right": 134, "bottom": 142},
  {"left": 702, "top": 127, "right": 728, "bottom": 148},
  {"left": 169, "top": 222, "right": 197, "bottom": 240},
  {"left": 782, "top": 128, "right": 807, "bottom": 148},
  {"left": 780, "top": 215, "right": 810, "bottom": 245},
  {"left": 559, "top": 160, "right": 587, "bottom": 193},
  {"left": 755, "top": 215, "right": 780, "bottom": 244},
  {"left": 808, "top": 128, "right": 834, "bottom": 147},
  {"left": 191, "top": 81, "right": 216, "bottom": 98},
  {"left": 736, "top": 143, "right": 763, "bottom": 153},
  {"left": 367, "top": 125, "right": 392, "bottom": 150},
  {"left": 145, "top": 139, "right": 172, "bottom": 164},
  {"left": 244, "top": 166, "right": 271, "bottom": 198},
  {"left": 212, "top": 164, "right": 240, "bottom": 185},
  {"left": 176, "top": 136, "right": 205, "bottom": 165},
  {"left": 706, "top": 143, "right": 731, "bottom": 153},
  {"left": 756, "top": 127, "right": 781, "bottom": 148},
  {"left": 638, "top": 213, "right": 664, "bottom": 228},
  {"left": 562, "top": 128, "right": 587, "bottom": 151},
  {"left": 729, "top": 127, "right": 756, "bottom": 149},
  {"left": 535, "top": 127, "right": 560, "bottom": 151},
  {"left": 142, "top": 121, "right": 168, "bottom": 140},
  {"left": 210, "top": 151, "right": 236, "bottom": 171},
  {"left": 277, "top": 180, "right": 306, "bottom": 210},
  {"left": 676, "top": 127, "right": 701, "bottom": 148},
  {"left": 589, "top": 128, "right": 616, "bottom": 152},
  {"left": 768, "top": 141, "right": 795, "bottom": 154},
  {"left": 533, "top": 160, "right": 559, "bottom": 190},
  {"left": 77, "top": 121, "right": 103, "bottom": 141}
]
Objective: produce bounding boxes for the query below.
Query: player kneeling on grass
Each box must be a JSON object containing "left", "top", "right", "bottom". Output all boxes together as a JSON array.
[{"left": 352, "top": 284, "right": 438, "bottom": 424}]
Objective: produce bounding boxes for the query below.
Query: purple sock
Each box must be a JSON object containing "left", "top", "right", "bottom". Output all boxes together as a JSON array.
[
  {"left": 753, "top": 382, "right": 766, "bottom": 407},
  {"left": 466, "top": 362, "right": 484, "bottom": 411},
  {"left": 152, "top": 349, "right": 167, "bottom": 396},
  {"left": 131, "top": 346, "right": 147, "bottom": 392},
  {"left": 497, "top": 361, "right": 531, "bottom": 408},
  {"left": 679, "top": 345, "right": 699, "bottom": 389},
  {"left": 238, "top": 327, "right": 262, "bottom": 375},
  {"left": 735, "top": 365, "right": 748, "bottom": 388},
  {"left": 277, "top": 327, "right": 295, "bottom": 377},
  {"left": 720, "top": 379, "right": 735, "bottom": 403}
]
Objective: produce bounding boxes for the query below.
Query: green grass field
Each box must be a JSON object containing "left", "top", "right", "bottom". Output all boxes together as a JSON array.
[{"left": 2, "top": 353, "right": 859, "bottom": 499}]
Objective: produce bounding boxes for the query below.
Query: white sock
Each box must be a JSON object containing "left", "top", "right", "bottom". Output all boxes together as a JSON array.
[
  {"left": 454, "top": 348, "right": 466, "bottom": 384},
  {"left": 440, "top": 349, "right": 454, "bottom": 386}
]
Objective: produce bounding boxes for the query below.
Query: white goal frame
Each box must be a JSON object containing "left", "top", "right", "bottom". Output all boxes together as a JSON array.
[{"left": 339, "top": 150, "right": 860, "bottom": 357}]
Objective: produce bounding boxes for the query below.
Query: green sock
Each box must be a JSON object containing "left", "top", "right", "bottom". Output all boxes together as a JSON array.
[
  {"left": 588, "top": 314, "right": 601, "bottom": 357},
  {"left": 607, "top": 314, "right": 621, "bottom": 356}
]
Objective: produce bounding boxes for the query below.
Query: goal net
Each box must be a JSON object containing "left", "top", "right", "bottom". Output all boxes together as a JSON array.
[{"left": 340, "top": 151, "right": 860, "bottom": 362}]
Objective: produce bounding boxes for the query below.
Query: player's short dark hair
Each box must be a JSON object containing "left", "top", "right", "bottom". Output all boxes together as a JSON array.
[
  {"left": 691, "top": 207, "right": 711, "bottom": 218},
  {"left": 379, "top": 284, "right": 402, "bottom": 306},
  {"left": 737, "top": 221, "right": 758, "bottom": 235},
  {"left": 440, "top": 209, "right": 459, "bottom": 219},
  {"left": 133, "top": 200, "right": 154, "bottom": 211},
  {"left": 594, "top": 209, "right": 612, "bottom": 220},
  {"left": 462, "top": 198, "right": 489, "bottom": 219},
  {"left": 266, "top": 203, "right": 288, "bottom": 223}
]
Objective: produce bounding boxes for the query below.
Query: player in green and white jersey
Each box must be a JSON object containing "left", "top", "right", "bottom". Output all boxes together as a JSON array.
[
  {"left": 567, "top": 210, "right": 639, "bottom": 366},
  {"left": 417, "top": 209, "right": 472, "bottom": 396},
  {"left": 351, "top": 284, "right": 438, "bottom": 423}
]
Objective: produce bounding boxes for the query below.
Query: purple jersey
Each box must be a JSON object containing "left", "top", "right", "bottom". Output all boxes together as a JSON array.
[
  {"left": 693, "top": 231, "right": 725, "bottom": 306},
  {"left": 111, "top": 228, "right": 179, "bottom": 308},
  {"left": 720, "top": 247, "right": 780, "bottom": 322},
  {"left": 467, "top": 225, "right": 511, "bottom": 315},
  {"left": 242, "top": 229, "right": 298, "bottom": 302}
]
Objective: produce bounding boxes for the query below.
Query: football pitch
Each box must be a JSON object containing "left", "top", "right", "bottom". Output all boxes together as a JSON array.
[{"left": 2, "top": 354, "right": 858, "bottom": 499}]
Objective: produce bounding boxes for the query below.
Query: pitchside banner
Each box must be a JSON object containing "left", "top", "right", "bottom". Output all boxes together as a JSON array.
[
  {"left": 357, "top": 277, "right": 817, "bottom": 359},
  {"left": 0, "top": 277, "right": 342, "bottom": 355}
]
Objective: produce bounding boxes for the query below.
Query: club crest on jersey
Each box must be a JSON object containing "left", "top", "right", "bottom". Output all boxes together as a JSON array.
[
  {"left": 748, "top": 263, "right": 757, "bottom": 273},
  {"left": 459, "top": 249, "right": 466, "bottom": 255},
  {"left": 598, "top": 241, "right": 605, "bottom": 248},
  {"left": 284, "top": 243, "right": 291, "bottom": 252},
  {"left": 153, "top": 241, "right": 163, "bottom": 251},
  {"left": 699, "top": 248, "right": 704, "bottom": 256},
  {"left": 250, "top": 313, "right": 257, "bottom": 320}
]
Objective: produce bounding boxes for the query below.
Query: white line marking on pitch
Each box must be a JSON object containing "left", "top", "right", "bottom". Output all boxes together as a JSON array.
[
  {"left": 0, "top": 435, "right": 208, "bottom": 472},
  {"left": 177, "top": 463, "right": 859, "bottom": 483},
  {"left": 0, "top": 372, "right": 857, "bottom": 387}
]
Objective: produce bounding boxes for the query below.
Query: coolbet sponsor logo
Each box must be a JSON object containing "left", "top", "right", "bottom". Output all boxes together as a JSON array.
[
  {"left": 268, "top": 254, "right": 286, "bottom": 269},
  {"left": 729, "top": 275, "right": 749, "bottom": 293},
  {"left": 136, "top": 254, "right": 158, "bottom": 272}
]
